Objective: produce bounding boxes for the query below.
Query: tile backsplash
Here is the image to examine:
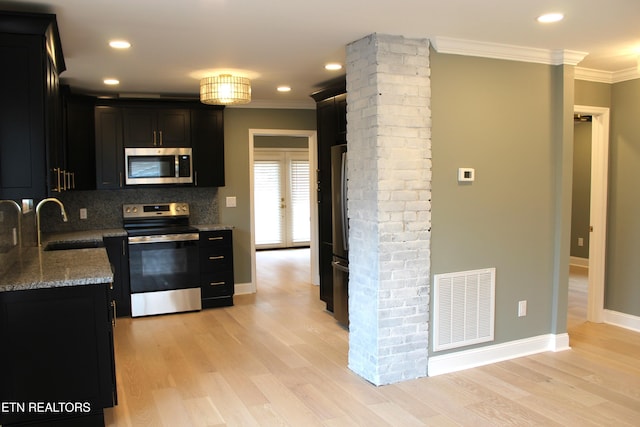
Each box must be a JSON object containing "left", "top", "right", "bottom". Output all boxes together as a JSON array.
[{"left": 37, "top": 187, "right": 219, "bottom": 233}]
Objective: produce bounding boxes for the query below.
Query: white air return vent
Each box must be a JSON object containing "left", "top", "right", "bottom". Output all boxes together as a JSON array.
[{"left": 433, "top": 268, "right": 495, "bottom": 351}]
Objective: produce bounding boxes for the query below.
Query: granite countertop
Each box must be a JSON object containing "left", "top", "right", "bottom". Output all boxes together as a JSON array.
[
  {"left": 0, "top": 247, "right": 113, "bottom": 292},
  {"left": 194, "top": 224, "right": 234, "bottom": 232},
  {"left": 0, "top": 229, "right": 125, "bottom": 293},
  {"left": 43, "top": 228, "right": 127, "bottom": 244}
]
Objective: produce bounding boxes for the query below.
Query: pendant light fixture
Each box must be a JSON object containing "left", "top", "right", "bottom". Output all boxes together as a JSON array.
[{"left": 200, "top": 74, "right": 251, "bottom": 105}]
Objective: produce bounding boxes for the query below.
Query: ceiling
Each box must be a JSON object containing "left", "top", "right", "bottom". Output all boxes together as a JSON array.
[{"left": 3, "top": 0, "right": 640, "bottom": 108}]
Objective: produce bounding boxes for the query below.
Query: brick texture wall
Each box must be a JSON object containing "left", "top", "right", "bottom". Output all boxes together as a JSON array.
[{"left": 346, "top": 34, "right": 432, "bottom": 385}]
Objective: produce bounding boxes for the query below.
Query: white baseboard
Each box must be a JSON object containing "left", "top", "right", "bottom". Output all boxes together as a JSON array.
[
  {"left": 569, "top": 256, "right": 589, "bottom": 268},
  {"left": 604, "top": 309, "right": 640, "bottom": 332},
  {"left": 234, "top": 282, "right": 256, "bottom": 295},
  {"left": 428, "top": 333, "right": 570, "bottom": 376}
]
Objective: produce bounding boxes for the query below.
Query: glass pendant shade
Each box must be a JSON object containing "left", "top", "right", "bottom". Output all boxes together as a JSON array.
[{"left": 200, "top": 75, "right": 251, "bottom": 105}]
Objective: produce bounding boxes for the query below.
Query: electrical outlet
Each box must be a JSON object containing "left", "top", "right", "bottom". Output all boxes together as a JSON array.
[
  {"left": 518, "top": 300, "right": 527, "bottom": 317},
  {"left": 80, "top": 208, "right": 88, "bottom": 220},
  {"left": 578, "top": 237, "right": 584, "bottom": 247}
]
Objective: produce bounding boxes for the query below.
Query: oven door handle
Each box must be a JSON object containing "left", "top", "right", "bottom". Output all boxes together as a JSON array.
[{"left": 128, "top": 233, "right": 200, "bottom": 244}]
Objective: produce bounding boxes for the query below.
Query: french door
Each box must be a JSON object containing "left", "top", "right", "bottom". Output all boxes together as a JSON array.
[{"left": 254, "top": 149, "right": 310, "bottom": 249}]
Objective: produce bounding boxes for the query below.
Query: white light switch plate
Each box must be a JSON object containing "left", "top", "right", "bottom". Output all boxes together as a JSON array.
[{"left": 226, "top": 196, "right": 237, "bottom": 208}]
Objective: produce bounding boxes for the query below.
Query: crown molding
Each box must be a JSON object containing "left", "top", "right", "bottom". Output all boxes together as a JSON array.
[
  {"left": 575, "top": 67, "right": 614, "bottom": 83},
  {"left": 431, "top": 36, "right": 588, "bottom": 66},
  {"left": 611, "top": 67, "right": 640, "bottom": 83},
  {"left": 575, "top": 67, "right": 640, "bottom": 84}
]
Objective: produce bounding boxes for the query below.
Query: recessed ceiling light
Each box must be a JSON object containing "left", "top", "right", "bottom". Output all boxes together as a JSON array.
[
  {"left": 277, "top": 86, "right": 291, "bottom": 92},
  {"left": 325, "top": 63, "right": 343, "bottom": 71},
  {"left": 537, "top": 13, "right": 564, "bottom": 23},
  {"left": 104, "top": 78, "right": 120, "bottom": 85},
  {"left": 109, "top": 40, "right": 131, "bottom": 49}
]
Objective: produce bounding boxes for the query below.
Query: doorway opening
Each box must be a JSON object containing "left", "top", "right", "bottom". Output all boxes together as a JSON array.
[
  {"left": 248, "top": 129, "right": 318, "bottom": 294},
  {"left": 254, "top": 148, "right": 310, "bottom": 249},
  {"left": 571, "top": 105, "right": 610, "bottom": 325}
]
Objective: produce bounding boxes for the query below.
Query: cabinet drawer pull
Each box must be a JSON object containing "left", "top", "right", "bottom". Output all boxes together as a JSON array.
[
  {"left": 209, "top": 281, "right": 226, "bottom": 286},
  {"left": 208, "top": 236, "right": 224, "bottom": 241},
  {"left": 209, "top": 255, "right": 224, "bottom": 260}
]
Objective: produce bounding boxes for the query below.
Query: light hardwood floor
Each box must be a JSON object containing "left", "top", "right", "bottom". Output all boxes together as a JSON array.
[{"left": 105, "top": 250, "right": 640, "bottom": 426}]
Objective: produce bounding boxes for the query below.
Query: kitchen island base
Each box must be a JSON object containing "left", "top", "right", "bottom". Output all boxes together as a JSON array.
[{"left": 0, "top": 283, "right": 116, "bottom": 426}]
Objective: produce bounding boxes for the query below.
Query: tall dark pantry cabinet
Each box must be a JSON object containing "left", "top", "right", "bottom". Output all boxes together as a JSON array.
[
  {"left": 0, "top": 11, "right": 65, "bottom": 200},
  {"left": 311, "top": 80, "right": 346, "bottom": 315}
]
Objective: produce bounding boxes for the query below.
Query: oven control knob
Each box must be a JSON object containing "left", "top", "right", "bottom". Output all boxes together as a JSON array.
[
  {"left": 125, "top": 207, "right": 130, "bottom": 213},
  {"left": 133, "top": 207, "right": 138, "bottom": 213}
]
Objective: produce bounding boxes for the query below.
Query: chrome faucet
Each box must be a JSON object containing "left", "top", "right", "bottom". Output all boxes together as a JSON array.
[
  {"left": 0, "top": 199, "right": 22, "bottom": 248},
  {"left": 35, "top": 198, "right": 68, "bottom": 246}
]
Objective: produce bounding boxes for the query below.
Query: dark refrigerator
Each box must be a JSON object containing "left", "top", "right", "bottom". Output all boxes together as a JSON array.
[{"left": 331, "top": 144, "right": 349, "bottom": 327}]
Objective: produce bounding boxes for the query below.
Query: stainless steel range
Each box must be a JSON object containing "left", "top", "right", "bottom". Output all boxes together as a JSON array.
[{"left": 123, "top": 202, "right": 201, "bottom": 317}]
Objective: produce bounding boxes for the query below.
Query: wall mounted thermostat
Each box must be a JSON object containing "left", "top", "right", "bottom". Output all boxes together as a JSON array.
[{"left": 458, "top": 167, "right": 475, "bottom": 182}]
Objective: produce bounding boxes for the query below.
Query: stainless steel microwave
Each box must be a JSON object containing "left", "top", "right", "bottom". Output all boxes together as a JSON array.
[{"left": 124, "top": 147, "right": 193, "bottom": 185}]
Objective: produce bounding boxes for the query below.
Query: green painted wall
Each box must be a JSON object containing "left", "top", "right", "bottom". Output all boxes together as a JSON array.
[
  {"left": 254, "top": 135, "right": 308, "bottom": 149},
  {"left": 571, "top": 121, "right": 591, "bottom": 259},
  {"left": 607, "top": 79, "right": 640, "bottom": 316},
  {"left": 575, "top": 80, "right": 611, "bottom": 107},
  {"left": 219, "top": 108, "right": 316, "bottom": 285},
  {"left": 430, "top": 51, "right": 570, "bottom": 351}
]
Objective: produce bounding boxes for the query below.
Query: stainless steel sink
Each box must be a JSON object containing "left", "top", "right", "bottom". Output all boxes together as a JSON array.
[{"left": 44, "top": 240, "right": 104, "bottom": 251}]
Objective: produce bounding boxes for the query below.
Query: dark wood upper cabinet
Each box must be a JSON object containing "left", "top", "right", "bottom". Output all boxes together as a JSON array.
[
  {"left": 191, "top": 106, "right": 225, "bottom": 187},
  {"left": 95, "top": 106, "right": 124, "bottom": 190},
  {"left": 62, "top": 88, "right": 97, "bottom": 191},
  {"left": 0, "top": 12, "right": 65, "bottom": 201},
  {"left": 123, "top": 108, "right": 191, "bottom": 147},
  {"left": 94, "top": 100, "right": 225, "bottom": 188}
]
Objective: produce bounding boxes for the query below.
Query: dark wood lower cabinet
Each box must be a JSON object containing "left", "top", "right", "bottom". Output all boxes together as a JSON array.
[
  {"left": 199, "top": 229, "right": 234, "bottom": 308},
  {"left": 0, "top": 284, "right": 116, "bottom": 426},
  {"left": 104, "top": 236, "right": 131, "bottom": 317}
]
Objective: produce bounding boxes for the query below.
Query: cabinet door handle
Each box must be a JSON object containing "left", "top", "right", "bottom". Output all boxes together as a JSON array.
[
  {"left": 209, "top": 255, "right": 224, "bottom": 260},
  {"left": 209, "top": 281, "right": 226, "bottom": 286},
  {"left": 159, "top": 130, "right": 163, "bottom": 146},
  {"left": 208, "top": 236, "right": 224, "bottom": 241},
  {"left": 65, "top": 171, "right": 72, "bottom": 191},
  {"left": 153, "top": 130, "right": 157, "bottom": 146},
  {"left": 111, "top": 300, "right": 116, "bottom": 327},
  {"left": 53, "top": 168, "right": 62, "bottom": 192}
]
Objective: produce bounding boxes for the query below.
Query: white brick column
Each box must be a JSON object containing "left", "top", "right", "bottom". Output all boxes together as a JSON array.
[{"left": 346, "top": 34, "right": 432, "bottom": 385}]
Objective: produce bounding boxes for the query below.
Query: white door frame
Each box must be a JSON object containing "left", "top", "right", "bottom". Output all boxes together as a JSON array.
[
  {"left": 574, "top": 105, "right": 610, "bottom": 323},
  {"left": 248, "top": 129, "right": 319, "bottom": 292}
]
